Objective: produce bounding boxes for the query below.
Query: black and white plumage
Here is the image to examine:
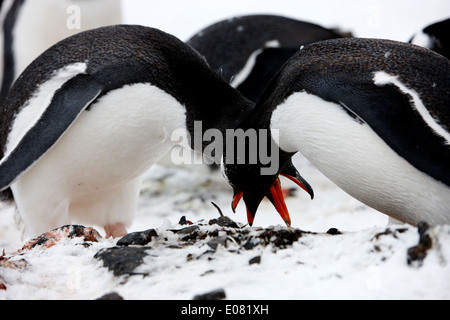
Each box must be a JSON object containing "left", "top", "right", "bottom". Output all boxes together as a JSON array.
[
  {"left": 409, "top": 18, "right": 450, "bottom": 59},
  {"left": 187, "top": 15, "right": 346, "bottom": 102},
  {"left": 0, "top": 0, "right": 24, "bottom": 108},
  {"left": 223, "top": 37, "right": 450, "bottom": 227},
  {"left": 0, "top": 25, "right": 256, "bottom": 238},
  {"left": 0, "top": 0, "right": 122, "bottom": 107}
]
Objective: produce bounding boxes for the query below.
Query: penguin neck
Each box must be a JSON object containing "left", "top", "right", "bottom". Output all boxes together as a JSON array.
[
  {"left": 187, "top": 75, "right": 255, "bottom": 135},
  {"left": 249, "top": 93, "right": 299, "bottom": 172},
  {"left": 227, "top": 97, "right": 295, "bottom": 177},
  {"left": 126, "top": 29, "right": 256, "bottom": 153},
  {"left": 173, "top": 63, "right": 256, "bottom": 152}
]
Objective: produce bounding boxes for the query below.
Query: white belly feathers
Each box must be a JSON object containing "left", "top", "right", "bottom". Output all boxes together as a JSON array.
[
  {"left": 8, "top": 63, "right": 187, "bottom": 236},
  {"left": 270, "top": 90, "right": 450, "bottom": 225}
]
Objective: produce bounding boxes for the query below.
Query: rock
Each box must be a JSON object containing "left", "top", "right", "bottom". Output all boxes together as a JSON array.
[
  {"left": 193, "top": 288, "right": 226, "bottom": 300},
  {"left": 407, "top": 222, "right": 433, "bottom": 267},
  {"left": 327, "top": 228, "right": 342, "bottom": 235},
  {"left": 249, "top": 255, "right": 261, "bottom": 265},
  {"left": 19, "top": 225, "right": 101, "bottom": 251},
  {"left": 209, "top": 202, "right": 240, "bottom": 228},
  {"left": 242, "top": 239, "right": 256, "bottom": 250},
  {"left": 169, "top": 225, "right": 200, "bottom": 234},
  {"left": 96, "top": 292, "right": 124, "bottom": 300},
  {"left": 178, "top": 216, "right": 194, "bottom": 225},
  {"left": 0, "top": 276, "right": 6, "bottom": 291},
  {"left": 208, "top": 215, "right": 239, "bottom": 228},
  {"left": 117, "top": 229, "right": 158, "bottom": 246},
  {"left": 207, "top": 236, "right": 228, "bottom": 250},
  {"left": 94, "top": 246, "right": 151, "bottom": 277},
  {"left": 258, "top": 228, "right": 307, "bottom": 249}
]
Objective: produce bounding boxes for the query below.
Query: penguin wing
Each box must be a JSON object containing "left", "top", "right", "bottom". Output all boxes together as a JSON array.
[
  {"left": 0, "top": 74, "right": 104, "bottom": 191},
  {"left": 312, "top": 77, "right": 450, "bottom": 188}
]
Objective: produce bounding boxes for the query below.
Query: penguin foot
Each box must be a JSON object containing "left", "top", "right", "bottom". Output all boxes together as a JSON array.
[{"left": 104, "top": 223, "right": 128, "bottom": 239}]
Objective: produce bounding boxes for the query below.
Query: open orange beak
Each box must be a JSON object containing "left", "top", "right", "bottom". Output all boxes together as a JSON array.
[
  {"left": 232, "top": 173, "right": 314, "bottom": 227},
  {"left": 268, "top": 177, "right": 291, "bottom": 226}
]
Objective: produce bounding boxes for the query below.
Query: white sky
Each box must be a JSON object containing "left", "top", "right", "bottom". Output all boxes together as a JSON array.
[{"left": 121, "top": 0, "right": 450, "bottom": 42}]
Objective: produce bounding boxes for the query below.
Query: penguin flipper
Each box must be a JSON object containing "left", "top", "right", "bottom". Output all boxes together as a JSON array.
[
  {"left": 318, "top": 80, "right": 450, "bottom": 188},
  {"left": 0, "top": 74, "right": 104, "bottom": 191}
]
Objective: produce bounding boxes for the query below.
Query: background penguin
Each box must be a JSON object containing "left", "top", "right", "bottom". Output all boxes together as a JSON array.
[
  {"left": 409, "top": 18, "right": 450, "bottom": 59},
  {"left": 0, "top": 25, "right": 258, "bottom": 238},
  {"left": 187, "top": 14, "right": 348, "bottom": 103},
  {"left": 223, "top": 37, "right": 450, "bottom": 227},
  {"left": 0, "top": 0, "right": 122, "bottom": 110}
]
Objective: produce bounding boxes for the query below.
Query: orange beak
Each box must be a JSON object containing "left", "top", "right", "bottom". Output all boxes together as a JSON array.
[
  {"left": 232, "top": 173, "right": 313, "bottom": 227},
  {"left": 280, "top": 172, "right": 314, "bottom": 197},
  {"left": 232, "top": 190, "right": 243, "bottom": 214},
  {"left": 231, "top": 190, "right": 257, "bottom": 226},
  {"left": 269, "top": 177, "right": 291, "bottom": 226}
]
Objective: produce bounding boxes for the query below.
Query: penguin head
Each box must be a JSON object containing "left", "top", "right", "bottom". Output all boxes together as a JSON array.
[{"left": 222, "top": 135, "right": 313, "bottom": 226}]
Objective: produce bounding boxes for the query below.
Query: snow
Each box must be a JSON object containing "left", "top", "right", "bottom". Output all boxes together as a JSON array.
[
  {"left": 1, "top": 0, "right": 450, "bottom": 300},
  {"left": 2, "top": 155, "right": 450, "bottom": 300}
]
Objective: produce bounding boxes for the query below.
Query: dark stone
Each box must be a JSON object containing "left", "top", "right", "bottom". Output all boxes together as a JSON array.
[
  {"left": 178, "top": 216, "right": 189, "bottom": 225},
  {"left": 407, "top": 221, "right": 433, "bottom": 267},
  {"left": 258, "top": 228, "right": 306, "bottom": 248},
  {"left": 207, "top": 236, "right": 228, "bottom": 250},
  {"left": 193, "top": 289, "right": 226, "bottom": 300},
  {"left": 249, "top": 255, "right": 261, "bottom": 265},
  {"left": 208, "top": 215, "right": 239, "bottom": 228},
  {"left": 242, "top": 239, "right": 256, "bottom": 250},
  {"left": 117, "top": 229, "right": 158, "bottom": 246},
  {"left": 20, "top": 225, "right": 101, "bottom": 251},
  {"left": 96, "top": 292, "right": 124, "bottom": 300},
  {"left": 94, "top": 246, "right": 151, "bottom": 277},
  {"left": 169, "top": 225, "right": 200, "bottom": 234},
  {"left": 326, "top": 228, "right": 342, "bottom": 235},
  {"left": 209, "top": 202, "right": 240, "bottom": 228},
  {"left": 373, "top": 227, "right": 408, "bottom": 240}
]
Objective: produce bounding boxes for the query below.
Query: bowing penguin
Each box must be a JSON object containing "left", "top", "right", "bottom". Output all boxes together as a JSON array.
[
  {"left": 0, "top": 25, "right": 261, "bottom": 238},
  {"left": 223, "top": 37, "right": 450, "bottom": 227},
  {"left": 187, "top": 15, "right": 346, "bottom": 103}
]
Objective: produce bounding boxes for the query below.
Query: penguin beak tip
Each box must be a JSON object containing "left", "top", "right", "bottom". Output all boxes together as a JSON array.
[
  {"left": 231, "top": 172, "right": 313, "bottom": 227},
  {"left": 231, "top": 190, "right": 243, "bottom": 213}
]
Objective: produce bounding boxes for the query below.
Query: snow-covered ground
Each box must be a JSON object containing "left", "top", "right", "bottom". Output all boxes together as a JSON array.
[
  {"left": 1, "top": 154, "right": 449, "bottom": 300},
  {"left": 1, "top": 0, "right": 450, "bottom": 300}
]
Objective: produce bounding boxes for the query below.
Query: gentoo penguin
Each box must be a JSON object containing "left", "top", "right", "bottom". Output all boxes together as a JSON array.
[
  {"left": 187, "top": 15, "right": 346, "bottom": 102},
  {"left": 409, "top": 18, "right": 450, "bottom": 59},
  {"left": 0, "top": 24, "right": 259, "bottom": 238},
  {"left": 0, "top": 0, "right": 122, "bottom": 109},
  {"left": 223, "top": 38, "right": 450, "bottom": 227}
]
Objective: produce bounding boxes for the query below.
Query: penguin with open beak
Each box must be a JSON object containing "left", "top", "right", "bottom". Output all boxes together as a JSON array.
[
  {"left": 186, "top": 15, "right": 322, "bottom": 225},
  {"left": 223, "top": 142, "right": 314, "bottom": 227},
  {"left": 222, "top": 37, "right": 450, "bottom": 227},
  {"left": 0, "top": 25, "right": 261, "bottom": 238}
]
